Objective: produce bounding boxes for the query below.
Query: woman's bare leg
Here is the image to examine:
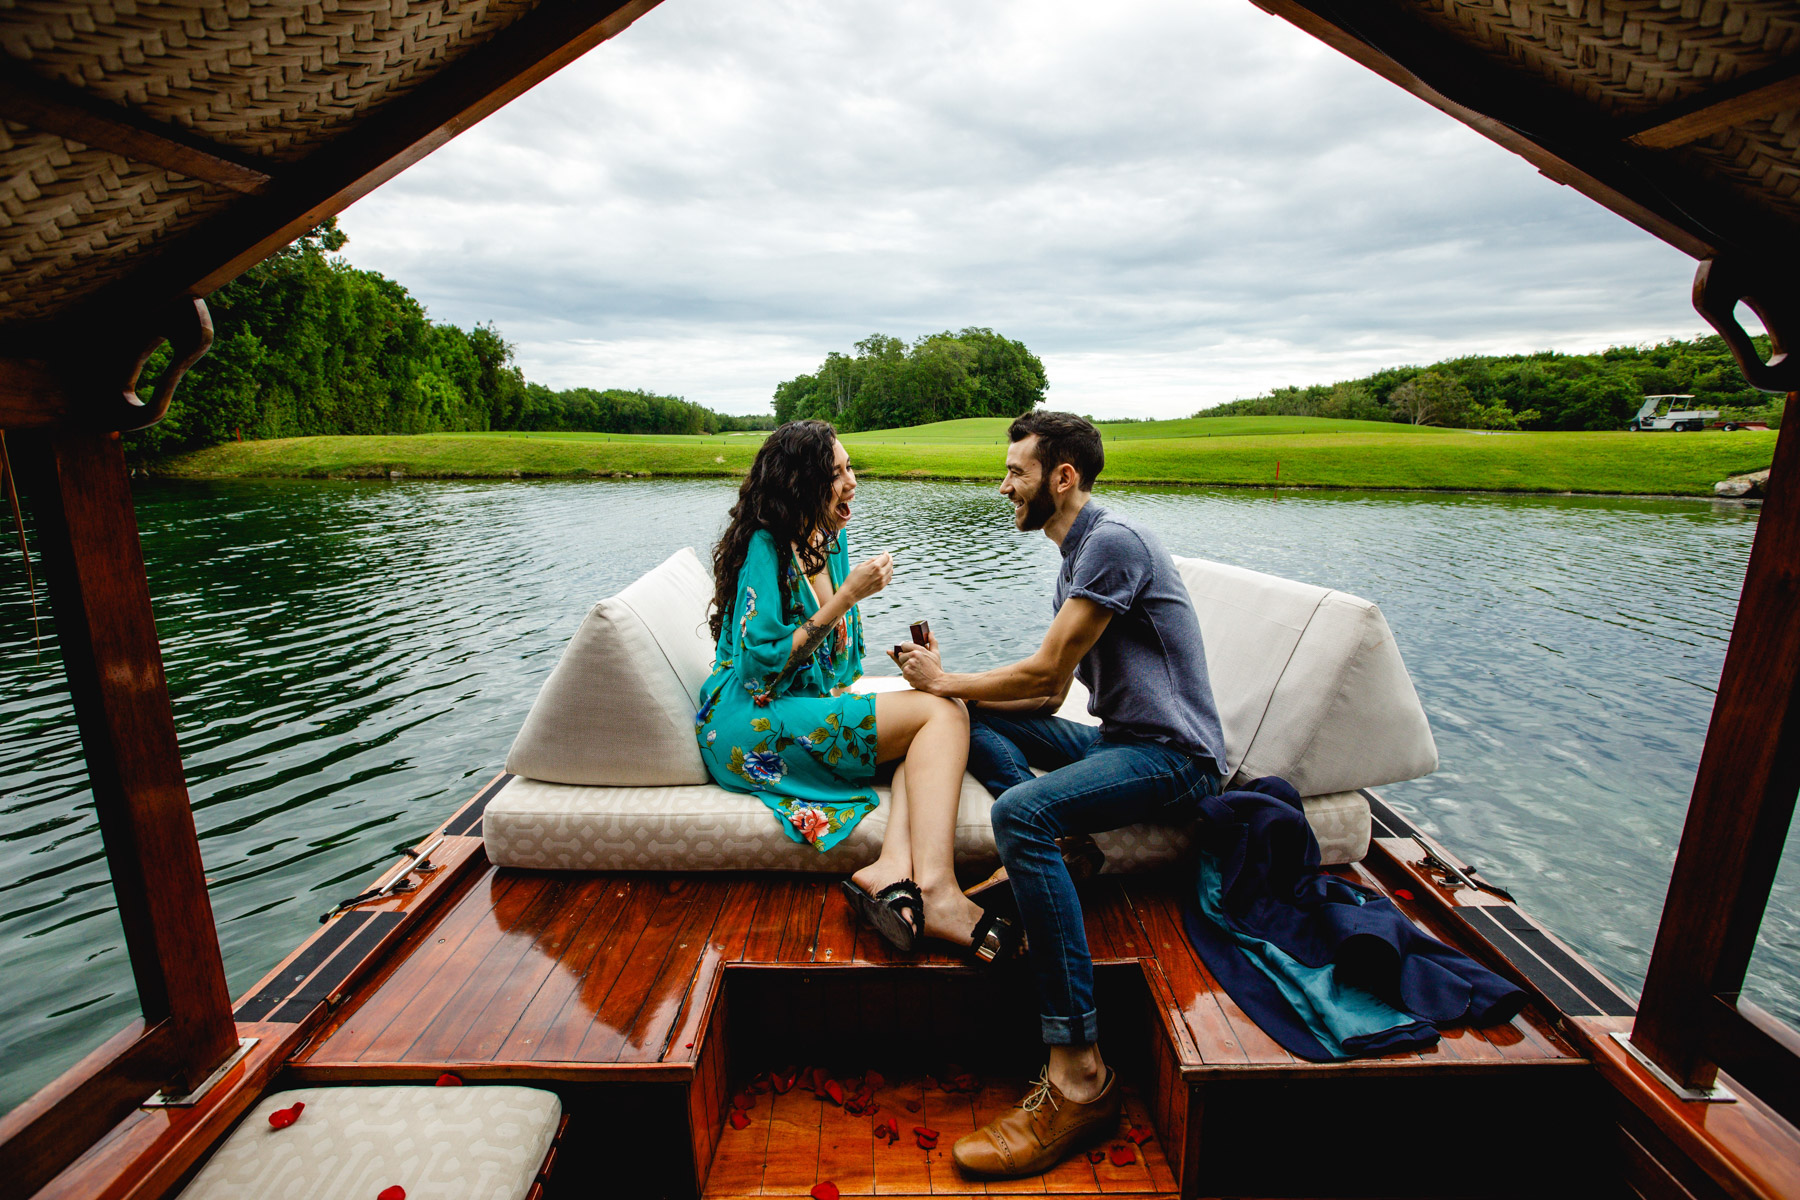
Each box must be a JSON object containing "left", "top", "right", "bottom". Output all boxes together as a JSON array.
[
  {"left": 863, "top": 690, "right": 987, "bottom": 946},
  {"left": 851, "top": 762, "right": 913, "bottom": 899}
]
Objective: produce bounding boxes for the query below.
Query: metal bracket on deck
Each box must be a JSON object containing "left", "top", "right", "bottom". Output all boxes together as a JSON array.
[
  {"left": 141, "top": 1036, "right": 257, "bottom": 1108},
  {"left": 1609, "top": 1032, "right": 1737, "bottom": 1103}
]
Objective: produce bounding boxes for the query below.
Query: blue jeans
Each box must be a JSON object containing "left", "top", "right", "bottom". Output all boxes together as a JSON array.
[{"left": 970, "top": 708, "right": 1221, "bottom": 1046}]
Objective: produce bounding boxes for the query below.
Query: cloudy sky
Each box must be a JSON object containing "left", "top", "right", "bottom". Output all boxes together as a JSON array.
[{"left": 337, "top": 0, "right": 1713, "bottom": 419}]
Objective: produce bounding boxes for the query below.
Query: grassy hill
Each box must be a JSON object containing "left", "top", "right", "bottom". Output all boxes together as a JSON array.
[{"left": 151, "top": 416, "right": 1775, "bottom": 497}]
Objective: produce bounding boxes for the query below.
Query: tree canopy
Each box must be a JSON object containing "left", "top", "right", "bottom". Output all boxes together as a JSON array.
[
  {"left": 773, "top": 328, "right": 1047, "bottom": 431},
  {"left": 1198, "top": 334, "right": 1780, "bottom": 430},
  {"left": 129, "top": 221, "right": 772, "bottom": 457}
]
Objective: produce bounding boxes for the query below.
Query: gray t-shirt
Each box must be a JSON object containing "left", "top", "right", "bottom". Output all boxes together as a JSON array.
[{"left": 1053, "top": 503, "right": 1226, "bottom": 774}]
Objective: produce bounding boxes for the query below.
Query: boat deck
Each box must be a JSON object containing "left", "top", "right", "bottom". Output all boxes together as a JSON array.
[
  {"left": 271, "top": 834, "right": 1593, "bottom": 1198},
  {"left": 289, "top": 867, "right": 1580, "bottom": 1083}
]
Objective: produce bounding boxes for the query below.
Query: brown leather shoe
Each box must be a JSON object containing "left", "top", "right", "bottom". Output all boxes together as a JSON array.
[{"left": 951, "top": 1068, "right": 1120, "bottom": 1179}]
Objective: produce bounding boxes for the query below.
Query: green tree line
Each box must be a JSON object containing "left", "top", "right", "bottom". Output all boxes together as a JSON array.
[
  {"left": 773, "top": 329, "right": 1048, "bottom": 431},
  {"left": 130, "top": 221, "right": 771, "bottom": 456},
  {"left": 1198, "top": 334, "right": 1782, "bottom": 430}
]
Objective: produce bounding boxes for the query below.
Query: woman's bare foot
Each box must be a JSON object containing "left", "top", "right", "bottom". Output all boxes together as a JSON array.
[
  {"left": 918, "top": 879, "right": 988, "bottom": 947},
  {"left": 850, "top": 860, "right": 912, "bottom": 899}
]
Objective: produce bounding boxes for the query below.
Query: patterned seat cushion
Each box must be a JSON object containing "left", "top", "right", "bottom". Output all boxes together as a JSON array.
[
  {"left": 482, "top": 770, "right": 1372, "bottom": 871},
  {"left": 178, "top": 1085, "right": 560, "bottom": 1200}
]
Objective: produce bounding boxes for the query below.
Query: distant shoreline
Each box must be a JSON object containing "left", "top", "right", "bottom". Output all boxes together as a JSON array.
[{"left": 146, "top": 418, "right": 1778, "bottom": 498}]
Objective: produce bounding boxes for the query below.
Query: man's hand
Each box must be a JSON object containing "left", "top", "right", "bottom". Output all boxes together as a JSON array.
[
  {"left": 910, "top": 597, "right": 1112, "bottom": 705},
  {"left": 894, "top": 631, "right": 945, "bottom": 694}
]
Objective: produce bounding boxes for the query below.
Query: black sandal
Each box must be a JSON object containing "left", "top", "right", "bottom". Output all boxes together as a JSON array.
[
  {"left": 839, "top": 878, "right": 923, "bottom": 952},
  {"left": 965, "top": 867, "right": 1017, "bottom": 920},
  {"left": 966, "top": 909, "right": 1023, "bottom": 965}
]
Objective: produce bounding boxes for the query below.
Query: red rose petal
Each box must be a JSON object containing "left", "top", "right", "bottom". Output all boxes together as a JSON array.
[
  {"left": 772, "top": 1068, "right": 797, "bottom": 1095},
  {"left": 951, "top": 1073, "right": 978, "bottom": 1093},
  {"left": 914, "top": 1126, "right": 938, "bottom": 1139},
  {"left": 824, "top": 1080, "right": 845, "bottom": 1106},
  {"left": 729, "top": 1110, "right": 750, "bottom": 1130},
  {"left": 915, "top": 1133, "right": 938, "bottom": 1150},
  {"left": 811, "top": 1184, "right": 840, "bottom": 1200},
  {"left": 811, "top": 1067, "right": 831, "bottom": 1092},
  {"left": 903, "top": 1098, "right": 920, "bottom": 1112},
  {"left": 1109, "top": 1143, "right": 1135, "bottom": 1167},
  {"left": 923, "top": 1075, "right": 938, "bottom": 1091},
  {"left": 1088, "top": 1149, "right": 1106, "bottom": 1164},
  {"left": 886, "top": 1116, "right": 900, "bottom": 1138},
  {"left": 378, "top": 1188, "right": 406, "bottom": 1200},
  {"left": 434, "top": 1073, "right": 462, "bottom": 1087},
  {"left": 267, "top": 1101, "right": 304, "bottom": 1129},
  {"left": 1126, "top": 1125, "right": 1155, "bottom": 1145},
  {"left": 1393, "top": 888, "right": 1415, "bottom": 901},
  {"left": 865, "top": 1070, "right": 885, "bottom": 1088}
]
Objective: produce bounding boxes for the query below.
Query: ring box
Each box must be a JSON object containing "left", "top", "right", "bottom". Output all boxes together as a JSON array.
[{"left": 910, "top": 620, "right": 931, "bottom": 647}]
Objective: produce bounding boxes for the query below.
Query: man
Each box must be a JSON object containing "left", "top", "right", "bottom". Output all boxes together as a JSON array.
[{"left": 898, "top": 410, "right": 1226, "bottom": 1179}]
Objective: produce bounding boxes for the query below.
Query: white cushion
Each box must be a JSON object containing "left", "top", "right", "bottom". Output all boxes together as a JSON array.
[
  {"left": 485, "top": 670, "right": 1371, "bottom": 872},
  {"left": 490, "top": 547, "right": 1439, "bottom": 873},
  {"left": 178, "top": 1085, "right": 559, "bottom": 1200},
  {"left": 504, "top": 547, "right": 715, "bottom": 786},
  {"left": 481, "top": 770, "right": 1372, "bottom": 870},
  {"left": 481, "top": 770, "right": 1000, "bottom": 873},
  {"left": 1170, "top": 556, "right": 1437, "bottom": 795}
]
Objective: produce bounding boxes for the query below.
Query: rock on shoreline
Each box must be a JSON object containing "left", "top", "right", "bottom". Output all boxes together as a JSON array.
[{"left": 1715, "top": 468, "right": 1771, "bottom": 499}]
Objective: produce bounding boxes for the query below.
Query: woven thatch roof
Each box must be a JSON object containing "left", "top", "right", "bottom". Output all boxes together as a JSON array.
[
  {"left": 0, "top": 0, "right": 546, "bottom": 323},
  {"left": 1414, "top": 0, "right": 1800, "bottom": 228},
  {"left": 0, "top": 0, "right": 659, "bottom": 346},
  {"left": 0, "top": 0, "right": 1796, "bottom": 347}
]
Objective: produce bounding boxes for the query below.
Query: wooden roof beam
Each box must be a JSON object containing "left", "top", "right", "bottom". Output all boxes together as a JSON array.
[
  {"left": 0, "top": 64, "right": 273, "bottom": 195},
  {"left": 57, "top": 0, "right": 664, "bottom": 340},
  {"left": 1625, "top": 60, "right": 1800, "bottom": 151}
]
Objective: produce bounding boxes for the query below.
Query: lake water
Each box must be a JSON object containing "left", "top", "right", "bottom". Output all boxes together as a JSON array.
[{"left": 3, "top": 478, "right": 1796, "bottom": 1114}]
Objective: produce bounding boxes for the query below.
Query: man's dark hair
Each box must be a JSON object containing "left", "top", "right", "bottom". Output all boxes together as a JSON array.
[{"left": 1008, "top": 411, "right": 1104, "bottom": 490}]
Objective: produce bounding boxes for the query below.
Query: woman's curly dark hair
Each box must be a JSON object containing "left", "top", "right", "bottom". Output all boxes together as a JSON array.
[{"left": 709, "top": 420, "right": 841, "bottom": 643}]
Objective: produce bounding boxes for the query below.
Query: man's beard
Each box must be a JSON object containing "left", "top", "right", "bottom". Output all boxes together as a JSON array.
[{"left": 1016, "top": 485, "right": 1056, "bottom": 531}]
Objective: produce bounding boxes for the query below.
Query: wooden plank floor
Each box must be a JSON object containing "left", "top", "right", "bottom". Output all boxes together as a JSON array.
[
  {"left": 705, "top": 1073, "right": 1177, "bottom": 1198},
  {"left": 292, "top": 865, "right": 1580, "bottom": 1077}
]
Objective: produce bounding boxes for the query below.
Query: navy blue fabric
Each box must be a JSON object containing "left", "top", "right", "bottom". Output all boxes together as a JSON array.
[{"left": 1181, "top": 776, "right": 1528, "bottom": 1062}]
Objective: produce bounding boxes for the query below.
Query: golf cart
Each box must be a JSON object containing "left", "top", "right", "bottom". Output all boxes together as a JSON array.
[{"left": 1629, "top": 394, "right": 1719, "bottom": 431}]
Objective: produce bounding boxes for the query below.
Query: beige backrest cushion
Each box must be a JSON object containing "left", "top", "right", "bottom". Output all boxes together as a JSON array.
[
  {"left": 504, "top": 547, "right": 715, "bottom": 786},
  {"left": 1171, "top": 556, "right": 1436, "bottom": 794}
]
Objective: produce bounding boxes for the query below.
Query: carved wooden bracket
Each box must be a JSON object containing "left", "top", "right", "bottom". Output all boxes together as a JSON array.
[
  {"left": 1692, "top": 259, "right": 1799, "bottom": 394},
  {"left": 81, "top": 296, "right": 215, "bottom": 433}
]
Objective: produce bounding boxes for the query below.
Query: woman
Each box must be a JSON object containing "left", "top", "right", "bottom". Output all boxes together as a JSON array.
[{"left": 696, "top": 420, "right": 1014, "bottom": 960}]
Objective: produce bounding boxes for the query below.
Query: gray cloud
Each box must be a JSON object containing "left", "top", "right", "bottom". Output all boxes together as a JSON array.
[{"left": 340, "top": 0, "right": 1706, "bottom": 417}]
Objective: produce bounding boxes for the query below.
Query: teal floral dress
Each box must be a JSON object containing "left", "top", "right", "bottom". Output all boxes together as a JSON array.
[{"left": 695, "top": 529, "right": 879, "bottom": 852}]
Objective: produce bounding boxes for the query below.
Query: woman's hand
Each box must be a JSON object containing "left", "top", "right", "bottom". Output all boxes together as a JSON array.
[{"left": 842, "top": 552, "right": 894, "bottom": 603}]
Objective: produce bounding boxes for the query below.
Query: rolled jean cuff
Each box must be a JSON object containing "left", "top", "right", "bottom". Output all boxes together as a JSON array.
[{"left": 1040, "top": 1009, "right": 1100, "bottom": 1046}]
